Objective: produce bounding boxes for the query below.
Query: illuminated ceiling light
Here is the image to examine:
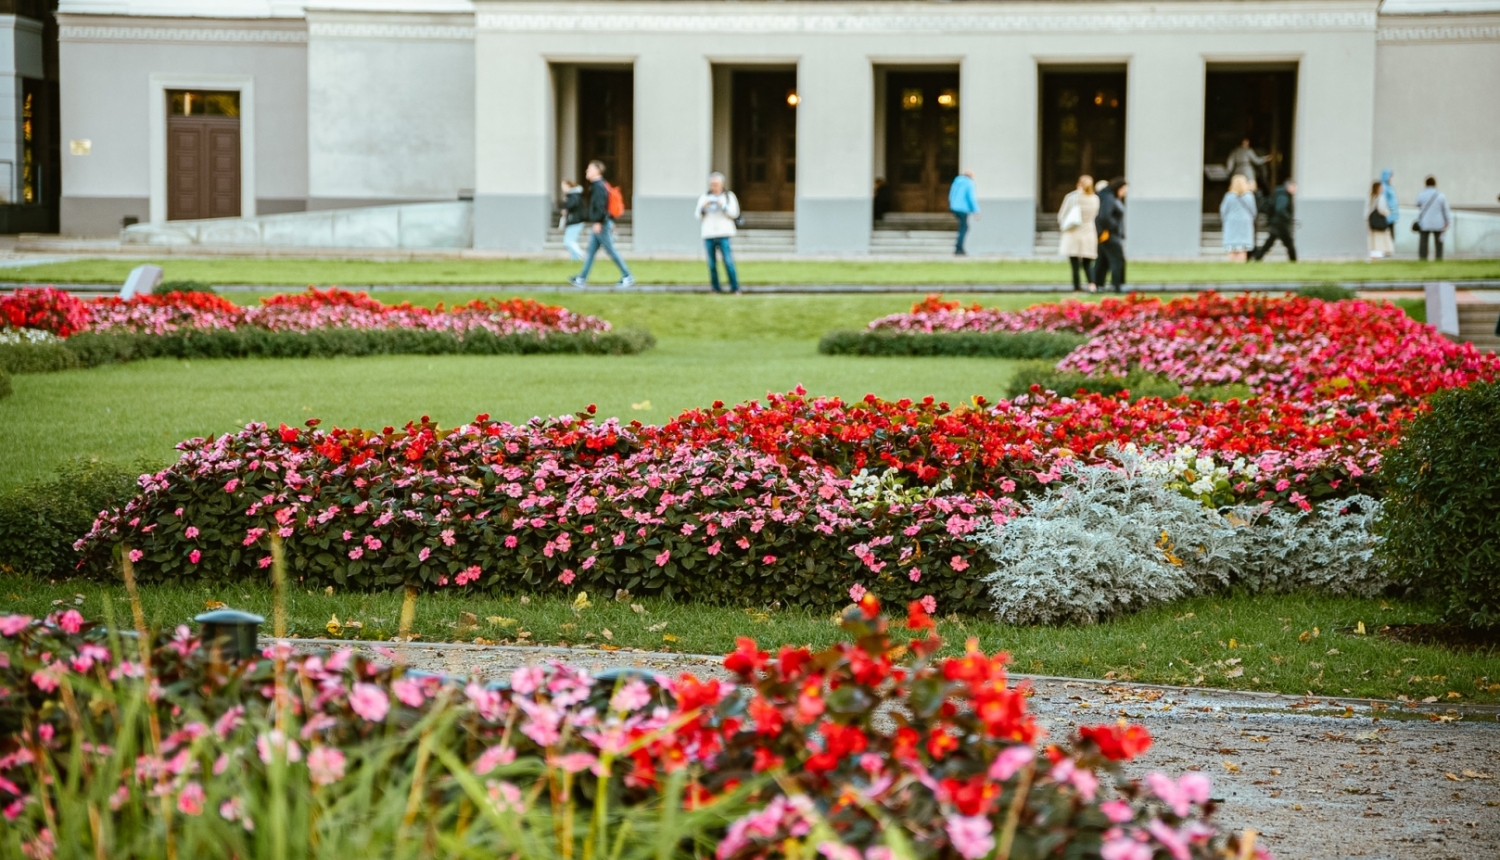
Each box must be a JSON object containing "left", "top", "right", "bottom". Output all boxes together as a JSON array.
[
  {"left": 937, "top": 89, "right": 957, "bottom": 107},
  {"left": 1094, "top": 92, "right": 1104, "bottom": 105},
  {"left": 786, "top": 90, "right": 800, "bottom": 107}
]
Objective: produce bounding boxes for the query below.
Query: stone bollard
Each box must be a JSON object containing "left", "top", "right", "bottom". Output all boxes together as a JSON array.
[
  {"left": 195, "top": 608, "right": 265, "bottom": 662},
  {"left": 1424, "top": 281, "right": 1459, "bottom": 336},
  {"left": 121, "top": 264, "right": 163, "bottom": 299}
]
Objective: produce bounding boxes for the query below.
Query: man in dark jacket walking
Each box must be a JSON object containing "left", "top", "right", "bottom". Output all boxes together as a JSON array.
[
  {"left": 569, "top": 160, "right": 634, "bottom": 288},
  {"left": 1093, "top": 178, "right": 1127, "bottom": 292},
  {"left": 1250, "top": 179, "right": 1296, "bottom": 262}
]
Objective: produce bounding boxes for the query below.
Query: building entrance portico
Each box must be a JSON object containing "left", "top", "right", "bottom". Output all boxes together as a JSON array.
[
  {"left": 730, "top": 69, "right": 797, "bottom": 213},
  {"left": 575, "top": 68, "right": 634, "bottom": 209},
  {"left": 1038, "top": 67, "right": 1126, "bottom": 214},
  {"left": 1202, "top": 64, "right": 1297, "bottom": 211},
  {"left": 883, "top": 70, "right": 960, "bottom": 214}
]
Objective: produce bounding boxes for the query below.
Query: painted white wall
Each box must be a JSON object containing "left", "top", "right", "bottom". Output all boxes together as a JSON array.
[
  {"left": 472, "top": 32, "right": 549, "bottom": 197},
  {"left": 795, "top": 45, "right": 873, "bottom": 203},
  {"left": 1375, "top": 17, "right": 1500, "bottom": 208},
  {"left": 633, "top": 46, "right": 711, "bottom": 200},
  {"left": 58, "top": 17, "right": 308, "bottom": 203},
  {"left": 306, "top": 12, "right": 474, "bottom": 203}
]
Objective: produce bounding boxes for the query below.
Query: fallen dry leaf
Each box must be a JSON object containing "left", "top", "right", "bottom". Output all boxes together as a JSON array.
[
  {"left": 1445, "top": 773, "right": 1461, "bottom": 781},
  {"left": 1223, "top": 761, "right": 1240, "bottom": 773},
  {"left": 1461, "top": 770, "right": 1493, "bottom": 780},
  {"left": 662, "top": 633, "right": 678, "bottom": 643},
  {"left": 204, "top": 600, "right": 226, "bottom": 610},
  {"left": 602, "top": 628, "right": 613, "bottom": 640},
  {"left": 630, "top": 604, "right": 646, "bottom": 614},
  {"left": 647, "top": 621, "right": 668, "bottom": 632},
  {"left": 1224, "top": 667, "right": 1245, "bottom": 679}
]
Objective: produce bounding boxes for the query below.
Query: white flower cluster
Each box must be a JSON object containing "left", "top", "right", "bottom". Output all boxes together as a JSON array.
[
  {"left": 1132, "top": 444, "right": 1259, "bottom": 497},
  {"left": 975, "top": 448, "right": 1387, "bottom": 626},
  {"left": 847, "top": 468, "right": 953, "bottom": 510},
  {"left": 0, "top": 327, "right": 60, "bottom": 345}
]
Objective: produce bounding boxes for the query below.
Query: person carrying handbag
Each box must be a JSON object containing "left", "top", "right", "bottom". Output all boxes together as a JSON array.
[{"left": 1057, "top": 175, "right": 1099, "bottom": 291}]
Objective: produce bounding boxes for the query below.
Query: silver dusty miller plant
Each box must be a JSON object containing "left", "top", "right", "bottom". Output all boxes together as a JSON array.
[{"left": 977, "top": 447, "right": 1387, "bottom": 626}]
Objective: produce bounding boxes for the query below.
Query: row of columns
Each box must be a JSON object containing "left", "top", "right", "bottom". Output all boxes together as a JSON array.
[{"left": 475, "top": 39, "right": 1376, "bottom": 258}]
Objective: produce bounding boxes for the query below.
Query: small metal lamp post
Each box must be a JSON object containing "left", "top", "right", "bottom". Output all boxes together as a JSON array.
[{"left": 195, "top": 609, "right": 265, "bottom": 662}]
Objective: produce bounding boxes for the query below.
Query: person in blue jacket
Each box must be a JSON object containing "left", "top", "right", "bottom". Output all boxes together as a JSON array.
[
  {"left": 948, "top": 169, "right": 979, "bottom": 256},
  {"left": 1380, "top": 168, "right": 1399, "bottom": 242}
]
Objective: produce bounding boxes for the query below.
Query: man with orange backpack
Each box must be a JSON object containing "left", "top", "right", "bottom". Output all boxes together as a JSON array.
[{"left": 570, "top": 160, "right": 634, "bottom": 288}]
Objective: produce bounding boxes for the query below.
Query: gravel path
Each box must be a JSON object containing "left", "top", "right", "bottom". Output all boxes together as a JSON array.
[{"left": 291, "top": 639, "right": 1500, "bottom": 860}]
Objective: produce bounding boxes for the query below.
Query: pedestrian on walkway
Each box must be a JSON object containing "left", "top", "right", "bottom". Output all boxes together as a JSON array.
[
  {"left": 696, "top": 172, "right": 741, "bottom": 293},
  {"left": 1219, "top": 174, "right": 1259, "bottom": 262},
  {"left": 1094, "top": 177, "right": 1127, "bottom": 291},
  {"left": 1366, "top": 181, "right": 1394, "bottom": 260},
  {"left": 1380, "top": 168, "right": 1400, "bottom": 242},
  {"left": 559, "top": 179, "right": 585, "bottom": 261},
  {"left": 1226, "top": 138, "right": 1270, "bottom": 184},
  {"left": 949, "top": 169, "right": 979, "bottom": 256},
  {"left": 1057, "top": 174, "right": 1099, "bottom": 291},
  {"left": 1251, "top": 178, "right": 1297, "bottom": 262},
  {"left": 569, "top": 160, "right": 634, "bottom": 288},
  {"left": 1414, "top": 175, "right": 1452, "bottom": 262}
]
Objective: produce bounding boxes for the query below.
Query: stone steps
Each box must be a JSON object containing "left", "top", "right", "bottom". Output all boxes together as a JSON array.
[{"left": 1455, "top": 304, "right": 1500, "bottom": 352}]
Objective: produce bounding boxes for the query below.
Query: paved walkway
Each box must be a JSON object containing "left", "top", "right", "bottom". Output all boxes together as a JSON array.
[{"left": 292, "top": 639, "right": 1500, "bottom": 860}]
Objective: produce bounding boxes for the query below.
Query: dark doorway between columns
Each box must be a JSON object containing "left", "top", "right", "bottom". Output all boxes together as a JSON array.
[
  {"left": 1202, "top": 65, "right": 1296, "bottom": 212},
  {"left": 166, "top": 89, "right": 241, "bottom": 221},
  {"left": 577, "top": 69, "right": 633, "bottom": 207},
  {"left": 884, "top": 71, "right": 960, "bottom": 213},
  {"left": 731, "top": 69, "right": 797, "bottom": 212},
  {"left": 1038, "top": 68, "right": 1126, "bottom": 214}
]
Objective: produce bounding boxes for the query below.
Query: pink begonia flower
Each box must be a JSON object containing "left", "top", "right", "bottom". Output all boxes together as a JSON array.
[
  {"left": 184, "top": 526, "right": 199, "bottom": 539},
  {"left": 552, "top": 752, "right": 598, "bottom": 774},
  {"left": 473, "top": 744, "right": 517, "bottom": 775},
  {"left": 817, "top": 843, "right": 861, "bottom": 860},
  {"left": 908, "top": 567, "right": 922, "bottom": 582},
  {"left": 609, "top": 679, "right": 653, "bottom": 713},
  {"left": 988, "top": 744, "right": 1034, "bottom": 781},
  {"left": 57, "top": 609, "right": 84, "bottom": 634},
  {"left": 348, "top": 547, "right": 363, "bottom": 560},
  {"left": 944, "top": 815, "right": 995, "bottom": 860},
  {"left": 655, "top": 549, "right": 671, "bottom": 567},
  {"left": 558, "top": 569, "right": 576, "bottom": 585},
  {"left": 220, "top": 797, "right": 254, "bottom": 831},
  {"left": 487, "top": 780, "right": 525, "bottom": 813},
  {"left": 1100, "top": 837, "right": 1153, "bottom": 860},
  {"left": 257, "top": 730, "right": 303, "bottom": 765},
  {"left": 128, "top": 549, "right": 143, "bottom": 563},
  {"left": 176, "top": 782, "right": 205, "bottom": 816},
  {"left": 223, "top": 479, "right": 239, "bottom": 493},
  {"left": 919, "top": 595, "right": 937, "bottom": 615},
  {"left": 949, "top": 555, "right": 969, "bottom": 572},
  {"left": 736, "top": 537, "right": 750, "bottom": 549},
  {"left": 1146, "top": 771, "right": 1212, "bottom": 818},
  {"left": 848, "top": 583, "right": 867, "bottom": 602},
  {"left": 418, "top": 546, "right": 431, "bottom": 562},
  {"left": 510, "top": 665, "right": 546, "bottom": 695},
  {"left": 1100, "top": 799, "right": 1135, "bottom": 823},
  {"left": 307, "top": 746, "right": 347, "bottom": 786},
  {"left": 392, "top": 676, "right": 426, "bottom": 708},
  {"left": 1, "top": 615, "right": 33, "bottom": 637},
  {"left": 348, "top": 683, "right": 390, "bottom": 723},
  {"left": 1147, "top": 819, "right": 1192, "bottom": 860},
  {"left": 762, "top": 555, "right": 777, "bottom": 565},
  {"left": 189, "top": 550, "right": 201, "bottom": 564},
  {"left": 504, "top": 535, "right": 518, "bottom": 548}
]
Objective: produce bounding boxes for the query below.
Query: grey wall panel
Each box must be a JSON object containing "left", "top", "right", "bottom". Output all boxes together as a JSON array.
[
  {"left": 1296, "top": 198, "right": 1368, "bottom": 259},
  {"left": 257, "top": 198, "right": 308, "bottom": 215},
  {"left": 60, "top": 196, "right": 148, "bottom": 237},
  {"left": 966, "top": 198, "right": 1034, "bottom": 255},
  {"left": 631, "top": 195, "right": 701, "bottom": 255},
  {"left": 1124, "top": 198, "right": 1199, "bottom": 258},
  {"left": 306, "top": 197, "right": 442, "bottom": 212},
  {"left": 473, "top": 193, "right": 549, "bottom": 251},
  {"left": 796, "top": 197, "right": 871, "bottom": 255}
]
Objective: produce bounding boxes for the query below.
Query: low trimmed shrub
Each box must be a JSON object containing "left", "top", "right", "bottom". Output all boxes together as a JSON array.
[
  {"left": 1005, "top": 360, "right": 1183, "bottom": 401},
  {"left": 153, "top": 279, "right": 216, "bottom": 294},
  {"left": 1294, "top": 282, "right": 1357, "bottom": 302},
  {"left": 0, "top": 459, "right": 140, "bottom": 578},
  {"left": 818, "top": 329, "right": 1087, "bottom": 359},
  {"left": 0, "top": 338, "right": 80, "bottom": 374},
  {"left": 0, "top": 365, "right": 9, "bottom": 400},
  {"left": 1378, "top": 378, "right": 1500, "bottom": 629}
]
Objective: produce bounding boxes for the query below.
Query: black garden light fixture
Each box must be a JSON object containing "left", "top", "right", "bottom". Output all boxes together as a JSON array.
[{"left": 195, "top": 608, "right": 265, "bottom": 662}]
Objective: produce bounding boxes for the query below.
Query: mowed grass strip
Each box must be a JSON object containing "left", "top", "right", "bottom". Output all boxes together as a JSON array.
[
  {"left": 5, "top": 257, "right": 1499, "bottom": 286},
  {"left": 6, "top": 577, "right": 1494, "bottom": 704}
]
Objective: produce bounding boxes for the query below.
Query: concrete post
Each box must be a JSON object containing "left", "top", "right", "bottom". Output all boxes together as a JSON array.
[
  {"left": 632, "top": 48, "right": 711, "bottom": 255},
  {"left": 1125, "top": 48, "right": 1203, "bottom": 258},
  {"left": 1425, "top": 281, "right": 1459, "bottom": 336},
  {"left": 795, "top": 49, "right": 873, "bottom": 255},
  {"left": 960, "top": 51, "right": 1035, "bottom": 256},
  {"left": 473, "top": 40, "right": 551, "bottom": 251}
]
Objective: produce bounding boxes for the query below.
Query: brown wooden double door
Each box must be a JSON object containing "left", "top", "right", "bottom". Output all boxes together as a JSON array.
[
  {"left": 166, "top": 89, "right": 241, "bottom": 221},
  {"left": 1038, "top": 71, "right": 1126, "bottom": 214},
  {"left": 577, "top": 70, "right": 633, "bottom": 207},
  {"left": 732, "top": 70, "right": 797, "bottom": 212},
  {"left": 885, "top": 72, "right": 960, "bottom": 213}
]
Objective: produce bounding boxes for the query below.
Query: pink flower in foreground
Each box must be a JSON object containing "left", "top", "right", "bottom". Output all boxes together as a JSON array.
[
  {"left": 307, "top": 746, "right": 346, "bottom": 786},
  {"left": 184, "top": 526, "right": 199, "bottom": 539},
  {"left": 945, "top": 814, "right": 995, "bottom": 860},
  {"left": 609, "top": 679, "right": 653, "bottom": 713},
  {"left": 1, "top": 615, "right": 33, "bottom": 637},
  {"left": 1101, "top": 837, "right": 1153, "bottom": 860},
  {"left": 348, "top": 682, "right": 390, "bottom": 723},
  {"left": 176, "top": 782, "right": 205, "bottom": 816},
  {"left": 1100, "top": 799, "right": 1135, "bottom": 823},
  {"left": 189, "top": 550, "right": 201, "bottom": 564},
  {"left": 949, "top": 555, "right": 969, "bottom": 572},
  {"left": 57, "top": 609, "right": 84, "bottom": 634},
  {"left": 220, "top": 798, "right": 254, "bottom": 831},
  {"left": 988, "top": 744, "right": 1035, "bottom": 781},
  {"left": 908, "top": 567, "right": 922, "bottom": 582},
  {"left": 473, "top": 744, "right": 517, "bottom": 775},
  {"left": 392, "top": 676, "right": 425, "bottom": 708},
  {"left": 256, "top": 730, "right": 303, "bottom": 764}
]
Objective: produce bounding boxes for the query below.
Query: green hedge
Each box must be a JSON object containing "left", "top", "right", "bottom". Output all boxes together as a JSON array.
[
  {"left": 0, "top": 460, "right": 140, "bottom": 579},
  {"left": 818, "top": 329, "right": 1088, "bottom": 359},
  {"left": 1378, "top": 379, "right": 1500, "bottom": 629},
  {"left": 153, "top": 280, "right": 215, "bottom": 295},
  {"left": 0, "top": 366, "right": 9, "bottom": 400},
  {"left": 2, "top": 327, "right": 656, "bottom": 373},
  {"left": 1003, "top": 361, "right": 1253, "bottom": 403},
  {"left": 1294, "top": 283, "right": 1358, "bottom": 302}
]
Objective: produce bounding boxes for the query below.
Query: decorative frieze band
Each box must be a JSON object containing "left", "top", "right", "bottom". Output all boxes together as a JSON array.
[
  {"left": 60, "top": 24, "right": 306, "bottom": 43},
  {"left": 1376, "top": 23, "right": 1500, "bottom": 42},
  {"left": 307, "top": 21, "right": 475, "bottom": 40},
  {"left": 477, "top": 10, "right": 1376, "bottom": 34}
]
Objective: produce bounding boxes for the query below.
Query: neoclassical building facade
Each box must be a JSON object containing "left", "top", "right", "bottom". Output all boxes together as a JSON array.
[{"left": 55, "top": 0, "right": 1500, "bottom": 257}]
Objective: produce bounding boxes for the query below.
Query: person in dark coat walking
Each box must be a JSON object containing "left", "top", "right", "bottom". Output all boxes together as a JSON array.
[
  {"left": 1093, "top": 178, "right": 1127, "bottom": 291},
  {"left": 1251, "top": 178, "right": 1297, "bottom": 262}
]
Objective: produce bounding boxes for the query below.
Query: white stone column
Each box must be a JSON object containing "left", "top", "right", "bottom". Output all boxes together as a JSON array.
[
  {"left": 795, "top": 48, "right": 873, "bottom": 254},
  {"left": 554, "top": 65, "right": 578, "bottom": 196},
  {"left": 473, "top": 36, "right": 551, "bottom": 251},
  {"left": 632, "top": 47, "right": 711, "bottom": 255},
  {"left": 1125, "top": 47, "right": 1204, "bottom": 258},
  {"left": 961, "top": 51, "right": 1036, "bottom": 255},
  {"left": 1296, "top": 38, "right": 1377, "bottom": 258}
]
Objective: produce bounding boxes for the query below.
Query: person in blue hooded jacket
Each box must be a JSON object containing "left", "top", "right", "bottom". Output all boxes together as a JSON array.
[
  {"left": 948, "top": 169, "right": 979, "bottom": 256},
  {"left": 1380, "top": 169, "right": 1399, "bottom": 241}
]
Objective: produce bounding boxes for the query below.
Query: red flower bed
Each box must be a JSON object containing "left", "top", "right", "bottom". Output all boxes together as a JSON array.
[{"left": 0, "top": 287, "right": 92, "bottom": 338}]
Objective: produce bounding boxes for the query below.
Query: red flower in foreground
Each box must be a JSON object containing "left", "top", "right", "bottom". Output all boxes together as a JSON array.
[{"left": 724, "top": 637, "right": 770, "bottom": 676}]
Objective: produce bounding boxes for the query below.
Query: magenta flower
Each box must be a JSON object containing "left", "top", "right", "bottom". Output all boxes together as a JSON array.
[
  {"left": 189, "top": 550, "right": 201, "bottom": 564},
  {"left": 1, "top": 615, "right": 33, "bottom": 637},
  {"left": 944, "top": 814, "right": 995, "bottom": 860},
  {"left": 392, "top": 677, "right": 425, "bottom": 708},
  {"left": 184, "top": 526, "right": 199, "bottom": 539},
  {"left": 307, "top": 746, "right": 347, "bottom": 785},
  {"left": 176, "top": 782, "right": 205, "bottom": 816},
  {"left": 655, "top": 549, "right": 671, "bottom": 567},
  {"left": 949, "top": 555, "right": 969, "bottom": 572},
  {"left": 348, "top": 682, "right": 390, "bottom": 722}
]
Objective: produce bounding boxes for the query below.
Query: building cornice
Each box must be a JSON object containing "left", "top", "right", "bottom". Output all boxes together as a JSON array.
[
  {"left": 58, "top": 14, "right": 308, "bottom": 40},
  {"left": 305, "top": 11, "right": 474, "bottom": 39},
  {"left": 1376, "top": 12, "right": 1500, "bottom": 40}
]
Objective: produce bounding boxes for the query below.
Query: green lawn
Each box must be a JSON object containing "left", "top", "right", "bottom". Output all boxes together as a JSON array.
[
  {"left": 0, "top": 292, "right": 1045, "bottom": 490},
  {"left": 5, "top": 256, "right": 1498, "bottom": 286},
  {"left": 6, "top": 577, "right": 1494, "bottom": 704}
]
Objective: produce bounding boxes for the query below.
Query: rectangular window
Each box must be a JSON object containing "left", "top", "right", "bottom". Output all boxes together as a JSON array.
[{"left": 169, "top": 90, "right": 241, "bottom": 117}]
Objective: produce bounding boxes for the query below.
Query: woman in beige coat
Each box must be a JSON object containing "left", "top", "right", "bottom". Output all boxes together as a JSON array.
[
  {"left": 1058, "top": 175, "right": 1100, "bottom": 291},
  {"left": 1366, "top": 181, "right": 1394, "bottom": 260}
]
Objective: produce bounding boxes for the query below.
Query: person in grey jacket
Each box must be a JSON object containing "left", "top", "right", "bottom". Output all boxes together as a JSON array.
[
  {"left": 1225, "top": 138, "right": 1269, "bottom": 184},
  {"left": 1414, "top": 175, "right": 1452, "bottom": 262}
]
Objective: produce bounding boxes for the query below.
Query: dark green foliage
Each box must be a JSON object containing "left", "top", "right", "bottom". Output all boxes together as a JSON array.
[
  {"left": 818, "top": 329, "right": 1088, "bottom": 359},
  {"left": 0, "top": 460, "right": 140, "bottom": 578},
  {"left": 1294, "top": 283, "right": 1357, "bottom": 302},
  {"left": 1004, "top": 360, "right": 1183, "bottom": 401},
  {"left": 153, "top": 280, "right": 216, "bottom": 294},
  {"left": 0, "top": 340, "right": 80, "bottom": 374},
  {"left": 26, "top": 326, "right": 656, "bottom": 371},
  {"left": 0, "top": 366, "right": 9, "bottom": 400},
  {"left": 1377, "top": 379, "right": 1500, "bottom": 629}
]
